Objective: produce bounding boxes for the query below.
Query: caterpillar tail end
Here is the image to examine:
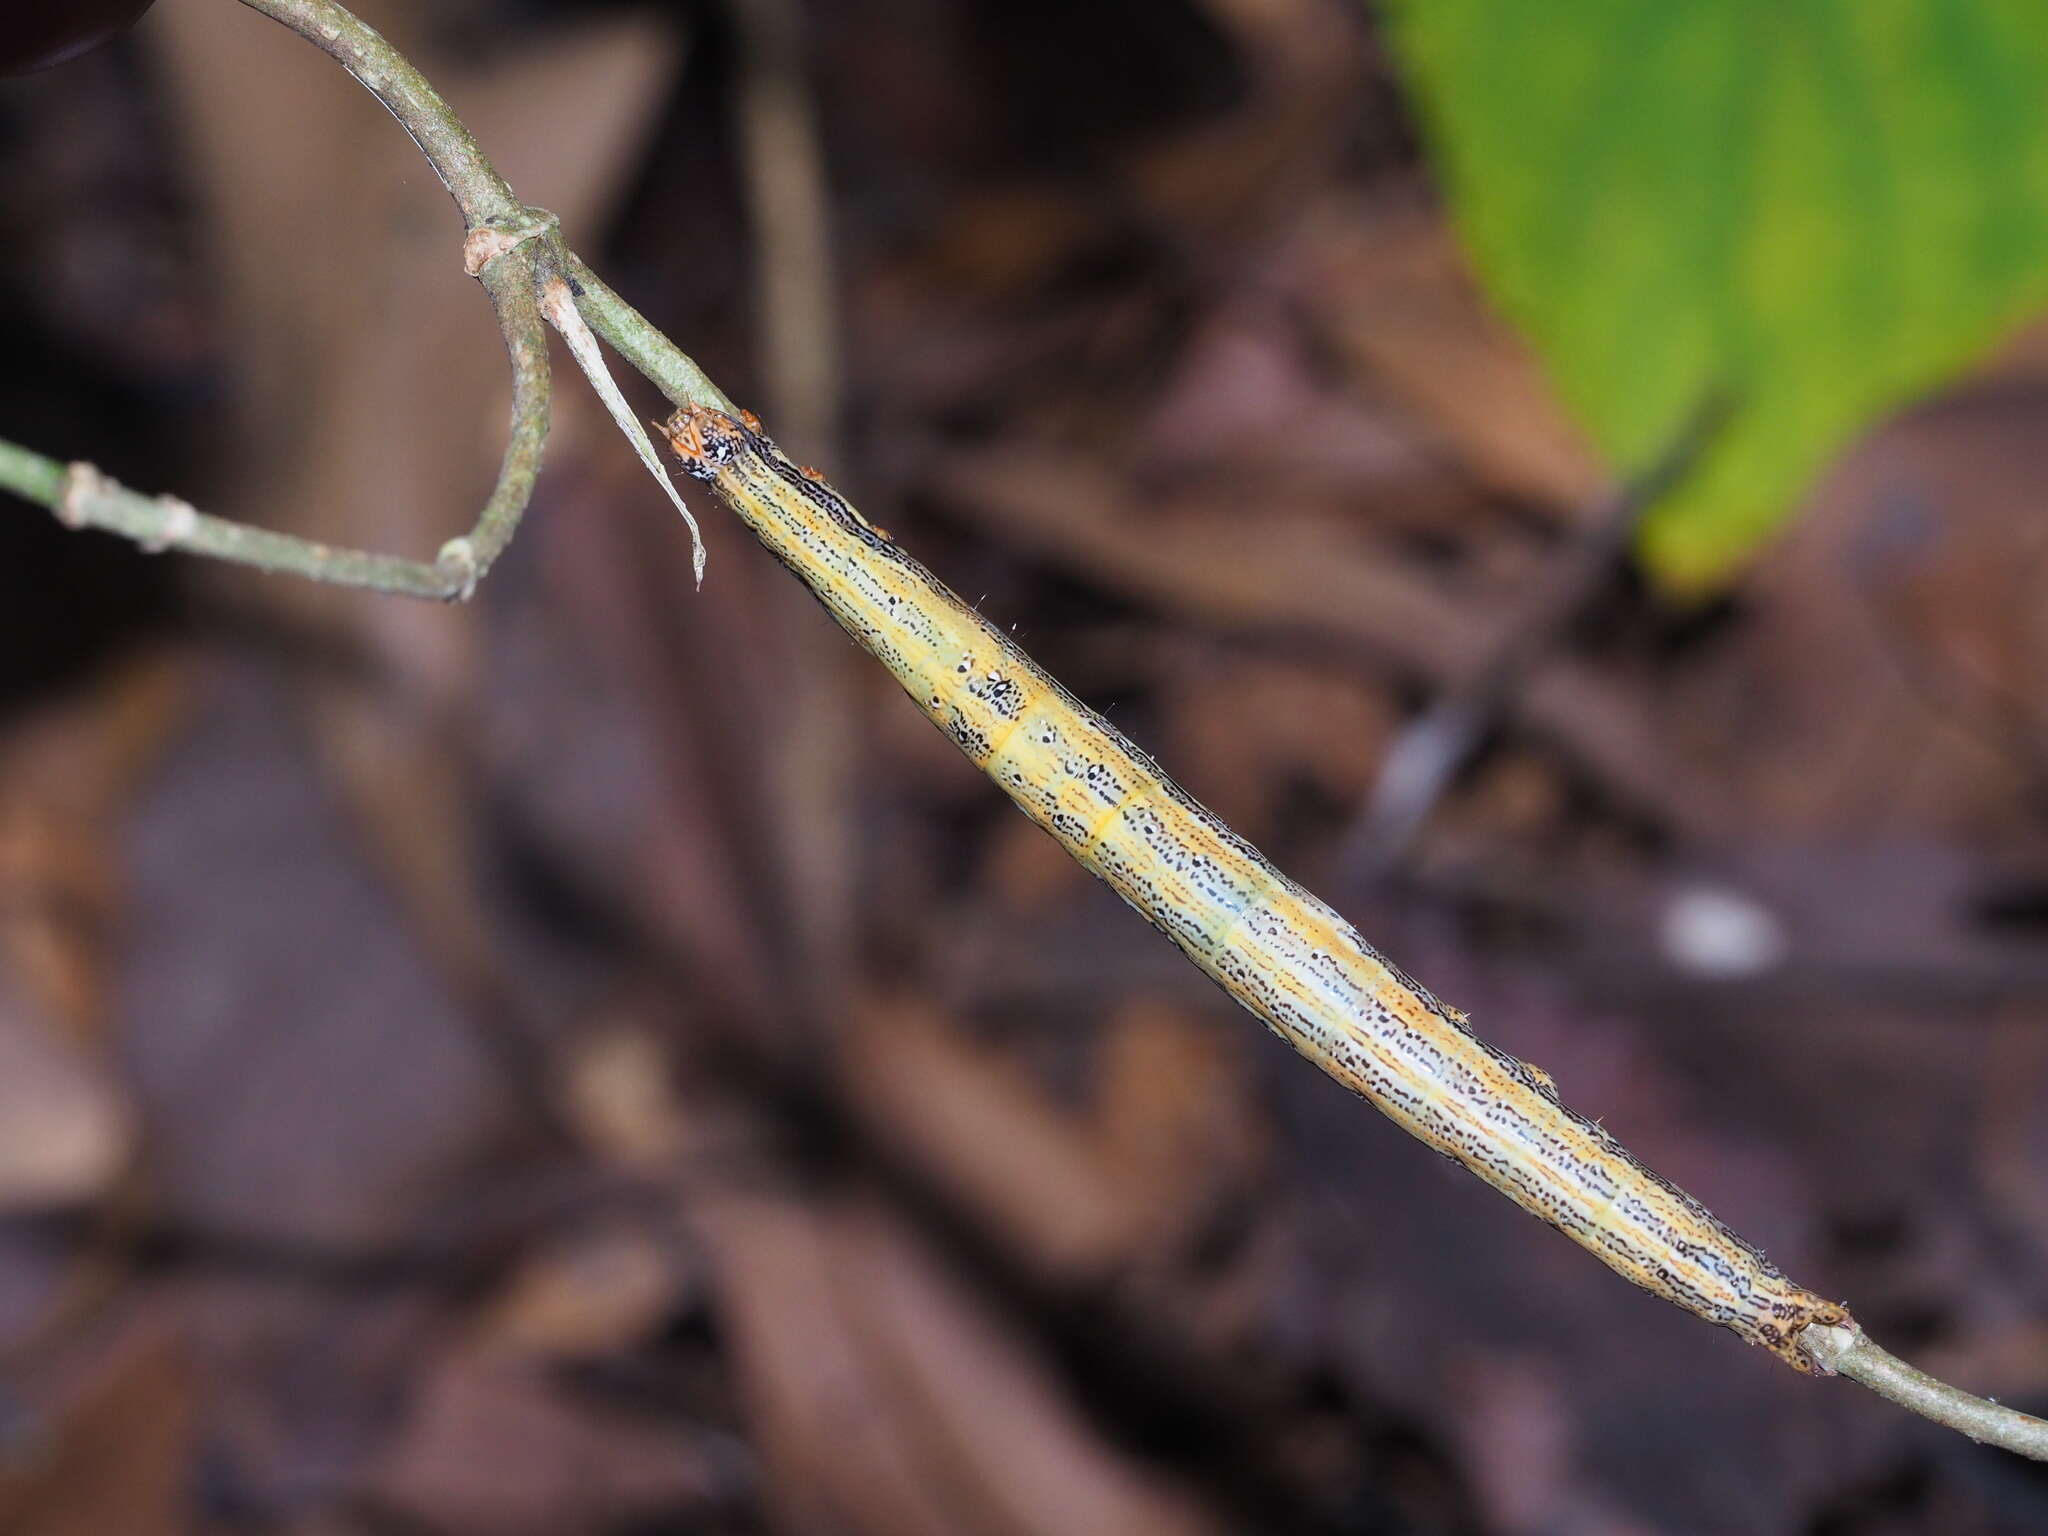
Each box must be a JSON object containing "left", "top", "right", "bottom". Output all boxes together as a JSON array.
[{"left": 1771, "top": 1296, "right": 1856, "bottom": 1375}]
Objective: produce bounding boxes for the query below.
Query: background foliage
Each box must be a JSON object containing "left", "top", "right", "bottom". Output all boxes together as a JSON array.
[{"left": 1391, "top": 0, "right": 2048, "bottom": 586}]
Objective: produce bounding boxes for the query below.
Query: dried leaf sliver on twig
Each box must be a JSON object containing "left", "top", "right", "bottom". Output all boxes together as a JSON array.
[{"left": 661, "top": 405, "right": 1851, "bottom": 1371}]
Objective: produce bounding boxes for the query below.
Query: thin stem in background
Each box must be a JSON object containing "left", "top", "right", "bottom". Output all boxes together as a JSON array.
[
  {"left": 730, "top": 0, "right": 841, "bottom": 459},
  {"left": 1341, "top": 390, "right": 1733, "bottom": 879}
]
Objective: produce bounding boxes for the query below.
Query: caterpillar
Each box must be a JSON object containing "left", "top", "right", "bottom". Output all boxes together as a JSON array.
[{"left": 662, "top": 404, "right": 1850, "bottom": 1371}]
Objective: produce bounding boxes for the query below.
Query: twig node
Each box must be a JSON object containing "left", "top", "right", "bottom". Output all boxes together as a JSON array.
[
  {"left": 56, "top": 462, "right": 109, "bottom": 530},
  {"left": 462, "top": 208, "right": 559, "bottom": 277},
  {"left": 436, "top": 535, "right": 480, "bottom": 601}
]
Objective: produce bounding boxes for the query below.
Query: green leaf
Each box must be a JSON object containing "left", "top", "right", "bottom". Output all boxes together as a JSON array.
[{"left": 1385, "top": 1, "right": 2048, "bottom": 589}]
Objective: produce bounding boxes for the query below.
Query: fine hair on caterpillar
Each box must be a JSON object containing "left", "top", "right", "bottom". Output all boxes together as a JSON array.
[{"left": 661, "top": 402, "right": 1851, "bottom": 1371}]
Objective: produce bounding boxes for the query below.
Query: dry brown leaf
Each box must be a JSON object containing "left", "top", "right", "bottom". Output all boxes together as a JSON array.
[
  {"left": 1123, "top": 0, "right": 1361, "bottom": 236},
  {"left": 1132, "top": 298, "right": 1452, "bottom": 508},
  {"left": 1154, "top": 642, "right": 1393, "bottom": 837},
  {"left": 0, "top": 1310, "right": 193, "bottom": 1536},
  {"left": 692, "top": 1180, "right": 1222, "bottom": 1536},
  {"left": 371, "top": 1346, "right": 731, "bottom": 1535},
  {"left": 475, "top": 1217, "right": 692, "bottom": 1359},
  {"left": 1090, "top": 997, "right": 1267, "bottom": 1260},
  {"left": 0, "top": 996, "right": 130, "bottom": 1213},
  {"left": 689, "top": 1190, "right": 966, "bottom": 1536},
  {"left": 0, "top": 655, "right": 188, "bottom": 1040},
  {"left": 561, "top": 1015, "right": 692, "bottom": 1171},
  {"left": 1673, "top": 385, "right": 2048, "bottom": 841},
  {"left": 837, "top": 1200, "right": 1224, "bottom": 1536},
  {"left": 912, "top": 184, "right": 1109, "bottom": 299},
  {"left": 840, "top": 995, "right": 1133, "bottom": 1284},
  {"left": 118, "top": 661, "right": 508, "bottom": 1247},
  {"left": 0, "top": 659, "right": 186, "bottom": 1214},
  {"left": 978, "top": 805, "right": 1096, "bottom": 918},
  {"left": 1288, "top": 192, "right": 1606, "bottom": 514}
]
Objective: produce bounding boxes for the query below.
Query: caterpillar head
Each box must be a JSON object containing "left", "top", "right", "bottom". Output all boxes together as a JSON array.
[{"left": 660, "top": 405, "right": 753, "bottom": 481}]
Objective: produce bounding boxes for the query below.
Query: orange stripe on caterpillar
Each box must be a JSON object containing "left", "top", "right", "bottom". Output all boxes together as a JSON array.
[{"left": 661, "top": 403, "right": 1851, "bottom": 1371}]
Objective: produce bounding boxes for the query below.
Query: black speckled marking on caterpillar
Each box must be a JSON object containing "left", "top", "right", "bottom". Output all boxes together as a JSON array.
[{"left": 662, "top": 404, "right": 1851, "bottom": 1370}]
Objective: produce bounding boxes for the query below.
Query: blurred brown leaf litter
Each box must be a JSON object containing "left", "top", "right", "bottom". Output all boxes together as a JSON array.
[{"left": 2, "top": 0, "right": 2048, "bottom": 1531}]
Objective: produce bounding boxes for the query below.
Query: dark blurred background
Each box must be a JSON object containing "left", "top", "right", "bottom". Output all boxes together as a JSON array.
[{"left": 2, "top": 1, "right": 2047, "bottom": 1531}]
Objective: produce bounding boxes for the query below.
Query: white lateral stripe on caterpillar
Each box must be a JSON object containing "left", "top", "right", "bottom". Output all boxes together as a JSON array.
[{"left": 662, "top": 404, "right": 1850, "bottom": 1371}]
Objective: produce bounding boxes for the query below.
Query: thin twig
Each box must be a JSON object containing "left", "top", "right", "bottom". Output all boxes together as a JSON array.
[
  {"left": 1341, "top": 390, "right": 1733, "bottom": 878},
  {"left": 1801, "top": 1323, "right": 2048, "bottom": 1461},
  {"left": 0, "top": 440, "right": 63, "bottom": 505},
  {"left": 0, "top": 240, "right": 550, "bottom": 598},
  {"left": 235, "top": 0, "right": 522, "bottom": 227},
  {"left": 0, "top": 0, "right": 554, "bottom": 600},
  {"left": 730, "top": 0, "right": 841, "bottom": 458},
  {"left": 559, "top": 253, "right": 735, "bottom": 414},
  {"left": 0, "top": 445, "right": 448, "bottom": 595}
]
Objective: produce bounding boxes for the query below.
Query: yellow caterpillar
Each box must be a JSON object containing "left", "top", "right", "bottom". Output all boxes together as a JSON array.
[{"left": 663, "top": 404, "right": 1850, "bottom": 1371}]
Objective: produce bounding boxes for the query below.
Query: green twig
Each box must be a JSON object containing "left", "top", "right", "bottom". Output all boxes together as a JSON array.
[
  {"left": 0, "top": 440, "right": 63, "bottom": 506},
  {"left": 1801, "top": 1323, "right": 2048, "bottom": 1461},
  {"left": 0, "top": 0, "right": 742, "bottom": 599},
  {"left": 0, "top": 229, "right": 551, "bottom": 600},
  {"left": 2, "top": 444, "right": 459, "bottom": 596},
  {"left": 0, "top": 0, "right": 553, "bottom": 601},
  {"left": 452, "top": 237, "right": 554, "bottom": 590},
  {"left": 559, "top": 252, "right": 735, "bottom": 415},
  {"left": 235, "top": 0, "right": 521, "bottom": 227}
]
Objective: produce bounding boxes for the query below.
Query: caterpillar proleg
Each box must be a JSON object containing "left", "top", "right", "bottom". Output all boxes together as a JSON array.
[{"left": 662, "top": 404, "right": 1850, "bottom": 1371}]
